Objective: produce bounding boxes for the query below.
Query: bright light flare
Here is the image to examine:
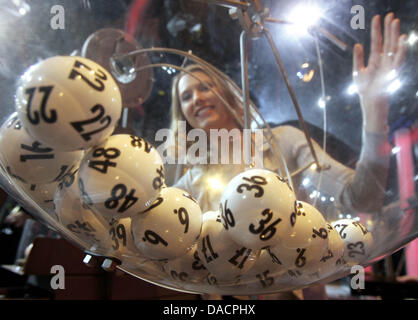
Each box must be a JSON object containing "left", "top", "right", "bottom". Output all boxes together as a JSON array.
[
  {"left": 207, "top": 177, "right": 224, "bottom": 191},
  {"left": 287, "top": 4, "right": 322, "bottom": 34},
  {"left": 347, "top": 83, "right": 358, "bottom": 95},
  {"left": 387, "top": 79, "right": 402, "bottom": 94},
  {"left": 408, "top": 31, "right": 417, "bottom": 46}
]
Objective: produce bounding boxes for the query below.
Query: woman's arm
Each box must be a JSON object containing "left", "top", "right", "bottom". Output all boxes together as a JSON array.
[
  {"left": 353, "top": 13, "right": 407, "bottom": 134},
  {"left": 291, "top": 13, "right": 407, "bottom": 214}
]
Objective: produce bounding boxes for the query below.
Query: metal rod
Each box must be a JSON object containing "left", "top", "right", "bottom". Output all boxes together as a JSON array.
[
  {"left": 310, "top": 25, "right": 348, "bottom": 51},
  {"left": 192, "top": 0, "right": 250, "bottom": 9},
  {"left": 264, "top": 17, "right": 292, "bottom": 25},
  {"left": 240, "top": 30, "right": 250, "bottom": 131},
  {"left": 263, "top": 27, "right": 321, "bottom": 167},
  {"left": 240, "top": 30, "right": 252, "bottom": 167},
  {"left": 290, "top": 161, "right": 317, "bottom": 178}
]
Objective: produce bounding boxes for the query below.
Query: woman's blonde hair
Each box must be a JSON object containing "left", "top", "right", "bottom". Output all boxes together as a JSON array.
[{"left": 168, "top": 64, "right": 243, "bottom": 159}]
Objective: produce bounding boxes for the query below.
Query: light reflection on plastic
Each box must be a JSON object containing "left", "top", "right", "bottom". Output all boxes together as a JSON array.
[
  {"left": 302, "top": 177, "right": 310, "bottom": 186},
  {"left": 207, "top": 177, "right": 224, "bottom": 191},
  {"left": 386, "top": 69, "right": 397, "bottom": 81},
  {"left": 408, "top": 31, "right": 417, "bottom": 46},
  {"left": 392, "top": 146, "right": 401, "bottom": 154},
  {"left": 347, "top": 83, "right": 358, "bottom": 95},
  {"left": 387, "top": 79, "right": 402, "bottom": 94},
  {"left": 287, "top": 4, "right": 322, "bottom": 35}
]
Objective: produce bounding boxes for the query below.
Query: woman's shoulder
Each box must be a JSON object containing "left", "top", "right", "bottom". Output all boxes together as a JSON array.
[
  {"left": 261, "top": 124, "right": 305, "bottom": 148},
  {"left": 266, "top": 124, "right": 304, "bottom": 136}
]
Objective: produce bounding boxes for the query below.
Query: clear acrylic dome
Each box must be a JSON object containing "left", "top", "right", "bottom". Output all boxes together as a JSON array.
[{"left": 0, "top": 0, "right": 417, "bottom": 296}]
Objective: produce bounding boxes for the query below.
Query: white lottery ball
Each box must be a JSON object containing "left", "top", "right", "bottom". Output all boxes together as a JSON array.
[
  {"left": 268, "top": 240, "right": 325, "bottom": 275},
  {"left": 331, "top": 219, "right": 373, "bottom": 265},
  {"left": 314, "top": 223, "right": 346, "bottom": 278},
  {"left": 295, "top": 223, "right": 348, "bottom": 284},
  {"left": 0, "top": 113, "right": 83, "bottom": 184},
  {"left": 163, "top": 243, "right": 209, "bottom": 284},
  {"left": 239, "top": 249, "right": 287, "bottom": 290},
  {"left": 15, "top": 56, "right": 122, "bottom": 151},
  {"left": 219, "top": 168, "right": 296, "bottom": 250},
  {"left": 130, "top": 187, "right": 202, "bottom": 260},
  {"left": 107, "top": 218, "right": 144, "bottom": 260},
  {"left": 78, "top": 134, "right": 165, "bottom": 222},
  {"left": 19, "top": 181, "right": 59, "bottom": 219},
  {"left": 282, "top": 201, "right": 329, "bottom": 251},
  {"left": 196, "top": 211, "right": 258, "bottom": 281},
  {"left": 54, "top": 170, "right": 111, "bottom": 252}
]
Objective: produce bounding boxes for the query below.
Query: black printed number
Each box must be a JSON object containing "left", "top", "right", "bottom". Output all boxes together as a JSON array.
[
  {"left": 352, "top": 221, "right": 369, "bottom": 236},
  {"left": 170, "top": 270, "right": 188, "bottom": 282},
  {"left": 109, "top": 224, "right": 127, "bottom": 250},
  {"left": 333, "top": 224, "right": 348, "bottom": 239},
  {"left": 19, "top": 141, "right": 54, "bottom": 162},
  {"left": 88, "top": 147, "right": 120, "bottom": 174},
  {"left": 201, "top": 235, "right": 218, "bottom": 264},
  {"left": 68, "top": 59, "right": 107, "bottom": 91},
  {"left": 249, "top": 209, "right": 281, "bottom": 241},
  {"left": 70, "top": 104, "right": 112, "bottom": 142},
  {"left": 105, "top": 184, "right": 138, "bottom": 213},
  {"left": 347, "top": 242, "right": 365, "bottom": 258},
  {"left": 130, "top": 136, "right": 152, "bottom": 153},
  {"left": 24, "top": 86, "right": 57, "bottom": 125},
  {"left": 173, "top": 207, "right": 189, "bottom": 233},
  {"left": 78, "top": 177, "right": 93, "bottom": 208},
  {"left": 152, "top": 166, "right": 165, "bottom": 190},
  {"left": 256, "top": 270, "right": 274, "bottom": 288},
  {"left": 228, "top": 247, "right": 252, "bottom": 269},
  {"left": 192, "top": 251, "right": 206, "bottom": 271},
  {"left": 142, "top": 230, "right": 168, "bottom": 247},
  {"left": 237, "top": 175, "right": 267, "bottom": 198},
  {"left": 220, "top": 200, "right": 235, "bottom": 230}
]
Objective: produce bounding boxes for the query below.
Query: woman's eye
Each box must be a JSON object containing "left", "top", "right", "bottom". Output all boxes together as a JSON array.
[
  {"left": 199, "top": 83, "right": 213, "bottom": 92},
  {"left": 181, "top": 93, "right": 191, "bottom": 101}
]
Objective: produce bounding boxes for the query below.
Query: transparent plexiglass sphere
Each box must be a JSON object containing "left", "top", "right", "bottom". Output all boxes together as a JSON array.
[{"left": 0, "top": 0, "right": 417, "bottom": 296}]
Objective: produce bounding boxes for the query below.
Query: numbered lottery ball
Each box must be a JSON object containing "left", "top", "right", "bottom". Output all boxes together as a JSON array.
[
  {"left": 54, "top": 170, "right": 111, "bottom": 252},
  {"left": 282, "top": 201, "right": 329, "bottom": 250},
  {"left": 130, "top": 187, "right": 202, "bottom": 260},
  {"left": 15, "top": 56, "right": 122, "bottom": 151},
  {"left": 311, "top": 223, "right": 346, "bottom": 279},
  {"left": 277, "top": 200, "right": 330, "bottom": 274},
  {"left": 268, "top": 240, "right": 325, "bottom": 275},
  {"left": 18, "top": 181, "right": 59, "bottom": 219},
  {"left": 219, "top": 168, "right": 296, "bottom": 250},
  {"left": 331, "top": 219, "right": 373, "bottom": 265},
  {"left": 107, "top": 218, "right": 144, "bottom": 261},
  {"left": 0, "top": 113, "right": 84, "bottom": 184},
  {"left": 239, "top": 249, "right": 286, "bottom": 290},
  {"left": 163, "top": 243, "right": 209, "bottom": 284},
  {"left": 78, "top": 134, "right": 165, "bottom": 221},
  {"left": 197, "top": 211, "right": 258, "bottom": 282}
]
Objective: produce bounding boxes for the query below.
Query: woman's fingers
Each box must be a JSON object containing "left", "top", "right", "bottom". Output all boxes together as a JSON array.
[
  {"left": 389, "top": 18, "right": 401, "bottom": 56},
  {"left": 394, "top": 34, "right": 407, "bottom": 69},
  {"left": 353, "top": 43, "right": 364, "bottom": 74},
  {"left": 383, "top": 12, "right": 394, "bottom": 55},
  {"left": 369, "top": 14, "right": 382, "bottom": 65}
]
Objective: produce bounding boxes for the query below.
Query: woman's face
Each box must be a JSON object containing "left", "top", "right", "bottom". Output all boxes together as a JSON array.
[{"left": 177, "top": 71, "right": 238, "bottom": 133}]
